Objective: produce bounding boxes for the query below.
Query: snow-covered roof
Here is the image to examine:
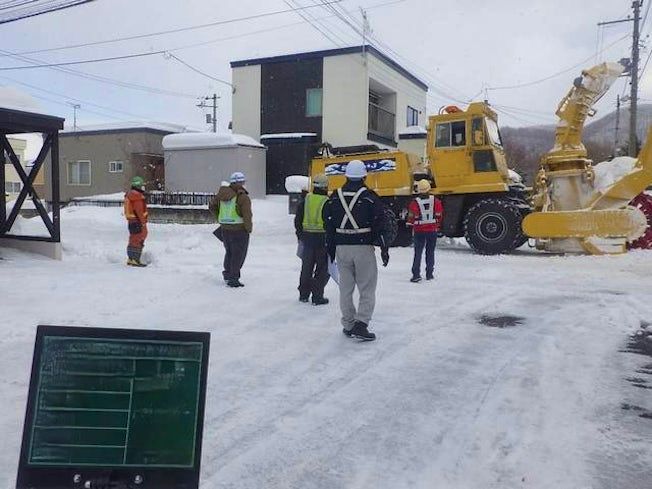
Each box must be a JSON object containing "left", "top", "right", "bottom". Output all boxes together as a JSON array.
[
  {"left": 398, "top": 126, "right": 427, "bottom": 136},
  {"left": 162, "top": 132, "right": 265, "bottom": 150},
  {"left": 260, "top": 132, "right": 317, "bottom": 140},
  {"left": 61, "top": 121, "right": 191, "bottom": 135},
  {"left": 0, "top": 86, "right": 42, "bottom": 114}
]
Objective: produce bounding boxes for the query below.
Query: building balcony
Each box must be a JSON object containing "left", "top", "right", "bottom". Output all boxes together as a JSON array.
[{"left": 368, "top": 102, "right": 396, "bottom": 146}]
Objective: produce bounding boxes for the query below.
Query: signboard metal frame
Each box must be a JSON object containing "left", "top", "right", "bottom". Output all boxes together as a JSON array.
[{"left": 16, "top": 325, "right": 210, "bottom": 489}]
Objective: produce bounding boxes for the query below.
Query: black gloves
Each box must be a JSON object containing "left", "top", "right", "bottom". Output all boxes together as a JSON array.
[{"left": 381, "top": 248, "right": 389, "bottom": 267}]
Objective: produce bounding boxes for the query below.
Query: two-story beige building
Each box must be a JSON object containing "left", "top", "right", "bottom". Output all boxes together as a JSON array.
[{"left": 230, "top": 45, "right": 428, "bottom": 193}]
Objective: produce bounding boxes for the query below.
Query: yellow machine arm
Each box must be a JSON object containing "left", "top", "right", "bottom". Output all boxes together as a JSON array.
[
  {"left": 546, "top": 61, "right": 626, "bottom": 163},
  {"left": 523, "top": 60, "right": 652, "bottom": 255}
]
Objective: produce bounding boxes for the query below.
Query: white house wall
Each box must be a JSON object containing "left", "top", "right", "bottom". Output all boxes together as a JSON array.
[
  {"left": 367, "top": 54, "right": 428, "bottom": 142},
  {"left": 322, "top": 54, "right": 369, "bottom": 147},
  {"left": 232, "top": 65, "right": 261, "bottom": 140}
]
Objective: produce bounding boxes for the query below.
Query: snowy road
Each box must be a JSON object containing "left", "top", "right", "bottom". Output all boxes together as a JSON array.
[{"left": 1, "top": 198, "right": 651, "bottom": 488}]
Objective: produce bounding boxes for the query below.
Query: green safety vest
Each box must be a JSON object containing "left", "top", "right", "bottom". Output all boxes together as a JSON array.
[
  {"left": 218, "top": 197, "right": 244, "bottom": 224},
  {"left": 302, "top": 193, "right": 327, "bottom": 233}
]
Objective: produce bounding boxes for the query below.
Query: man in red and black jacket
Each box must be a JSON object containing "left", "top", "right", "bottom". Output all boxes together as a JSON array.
[{"left": 406, "top": 179, "right": 443, "bottom": 282}]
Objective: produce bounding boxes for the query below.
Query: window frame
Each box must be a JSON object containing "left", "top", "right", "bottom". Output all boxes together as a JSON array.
[
  {"left": 109, "top": 160, "right": 124, "bottom": 173},
  {"left": 67, "top": 160, "right": 92, "bottom": 186},
  {"left": 407, "top": 106, "right": 419, "bottom": 126},
  {"left": 305, "top": 88, "right": 323, "bottom": 117},
  {"left": 5, "top": 181, "right": 21, "bottom": 193}
]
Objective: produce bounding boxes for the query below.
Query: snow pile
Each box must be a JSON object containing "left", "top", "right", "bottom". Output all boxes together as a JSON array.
[
  {"left": 0, "top": 86, "right": 42, "bottom": 113},
  {"left": 398, "top": 125, "right": 427, "bottom": 136},
  {"left": 61, "top": 122, "right": 190, "bottom": 134},
  {"left": 163, "top": 132, "right": 264, "bottom": 150},
  {"left": 72, "top": 192, "right": 125, "bottom": 202},
  {"left": 593, "top": 156, "right": 637, "bottom": 192},
  {"left": 2, "top": 197, "right": 652, "bottom": 488},
  {"left": 285, "top": 175, "right": 310, "bottom": 193},
  {"left": 260, "top": 132, "right": 317, "bottom": 140}
]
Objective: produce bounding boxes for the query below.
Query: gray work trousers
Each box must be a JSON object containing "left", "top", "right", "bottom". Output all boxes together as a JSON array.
[{"left": 336, "top": 245, "right": 378, "bottom": 329}]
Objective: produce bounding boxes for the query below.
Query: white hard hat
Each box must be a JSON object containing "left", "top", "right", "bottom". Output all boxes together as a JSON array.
[
  {"left": 230, "top": 171, "right": 246, "bottom": 183},
  {"left": 345, "top": 160, "right": 367, "bottom": 179}
]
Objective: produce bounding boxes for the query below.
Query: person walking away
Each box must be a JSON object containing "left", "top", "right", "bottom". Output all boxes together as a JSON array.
[
  {"left": 209, "top": 172, "right": 252, "bottom": 287},
  {"left": 323, "top": 160, "right": 390, "bottom": 341},
  {"left": 407, "top": 179, "right": 443, "bottom": 282},
  {"left": 294, "top": 173, "right": 330, "bottom": 305},
  {"left": 123, "top": 176, "right": 149, "bottom": 267}
]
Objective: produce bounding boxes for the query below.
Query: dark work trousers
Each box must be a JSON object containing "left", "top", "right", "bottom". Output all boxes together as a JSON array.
[
  {"left": 222, "top": 229, "right": 250, "bottom": 281},
  {"left": 412, "top": 231, "right": 438, "bottom": 279},
  {"left": 298, "top": 243, "right": 330, "bottom": 300}
]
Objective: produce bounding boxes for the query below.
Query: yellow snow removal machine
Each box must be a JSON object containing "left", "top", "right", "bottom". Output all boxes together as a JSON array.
[{"left": 310, "top": 60, "right": 652, "bottom": 254}]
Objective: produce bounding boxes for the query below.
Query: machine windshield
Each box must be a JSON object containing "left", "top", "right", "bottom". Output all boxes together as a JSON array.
[{"left": 485, "top": 118, "right": 503, "bottom": 147}]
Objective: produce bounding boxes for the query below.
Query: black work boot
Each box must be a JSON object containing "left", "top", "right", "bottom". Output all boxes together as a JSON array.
[
  {"left": 312, "top": 296, "right": 329, "bottom": 306},
  {"left": 299, "top": 294, "right": 309, "bottom": 303},
  {"left": 349, "top": 321, "right": 376, "bottom": 341}
]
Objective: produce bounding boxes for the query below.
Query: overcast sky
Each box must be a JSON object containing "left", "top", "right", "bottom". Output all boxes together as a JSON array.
[{"left": 0, "top": 0, "right": 647, "bottom": 133}]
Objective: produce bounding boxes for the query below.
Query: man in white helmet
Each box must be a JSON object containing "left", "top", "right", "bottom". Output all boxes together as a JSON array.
[
  {"left": 209, "top": 171, "right": 252, "bottom": 287},
  {"left": 323, "top": 159, "right": 390, "bottom": 341}
]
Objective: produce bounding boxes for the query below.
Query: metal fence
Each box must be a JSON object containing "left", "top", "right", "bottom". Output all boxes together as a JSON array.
[
  {"left": 68, "top": 192, "right": 216, "bottom": 208},
  {"left": 147, "top": 191, "right": 215, "bottom": 206}
]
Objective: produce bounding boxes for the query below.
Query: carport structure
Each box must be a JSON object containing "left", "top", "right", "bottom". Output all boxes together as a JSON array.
[{"left": 0, "top": 107, "right": 64, "bottom": 259}]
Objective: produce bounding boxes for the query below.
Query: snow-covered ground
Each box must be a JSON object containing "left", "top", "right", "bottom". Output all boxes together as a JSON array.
[{"left": 1, "top": 197, "right": 652, "bottom": 489}]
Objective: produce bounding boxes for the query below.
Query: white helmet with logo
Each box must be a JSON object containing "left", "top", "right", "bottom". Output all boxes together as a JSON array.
[{"left": 345, "top": 160, "right": 367, "bottom": 179}]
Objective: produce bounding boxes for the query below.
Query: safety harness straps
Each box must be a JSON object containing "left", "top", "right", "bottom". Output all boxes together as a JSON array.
[
  {"left": 415, "top": 196, "right": 437, "bottom": 225},
  {"left": 336, "top": 187, "right": 372, "bottom": 235}
]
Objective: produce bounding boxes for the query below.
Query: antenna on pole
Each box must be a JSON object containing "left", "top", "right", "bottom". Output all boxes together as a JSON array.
[
  {"left": 67, "top": 103, "right": 80, "bottom": 131},
  {"left": 360, "top": 7, "right": 371, "bottom": 65}
]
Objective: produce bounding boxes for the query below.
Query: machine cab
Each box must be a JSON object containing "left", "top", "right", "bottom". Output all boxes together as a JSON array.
[{"left": 426, "top": 102, "right": 510, "bottom": 195}]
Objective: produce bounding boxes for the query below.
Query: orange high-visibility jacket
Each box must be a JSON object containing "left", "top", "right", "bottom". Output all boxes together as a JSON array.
[{"left": 123, "top": 189, "right": 148, "bottom": 222}]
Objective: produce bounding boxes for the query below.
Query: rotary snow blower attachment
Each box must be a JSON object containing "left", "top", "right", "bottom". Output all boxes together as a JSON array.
[{"left": 522, "top": 60, "right": 652, "bottom": 254}]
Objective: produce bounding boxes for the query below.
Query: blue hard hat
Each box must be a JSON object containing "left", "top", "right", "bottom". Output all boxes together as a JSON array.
[{"left": 230, "top": 171, "right": 246, "bottom": 183}]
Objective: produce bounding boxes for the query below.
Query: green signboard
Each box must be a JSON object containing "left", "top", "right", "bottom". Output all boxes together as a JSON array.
[{"left": 17, "top": 326, "right": 210, "bottom": 489}]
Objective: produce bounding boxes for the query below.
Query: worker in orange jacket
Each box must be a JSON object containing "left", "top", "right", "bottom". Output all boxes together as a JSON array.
[{"left": 123, "top": 176, "right": 149, "bottom": 267}]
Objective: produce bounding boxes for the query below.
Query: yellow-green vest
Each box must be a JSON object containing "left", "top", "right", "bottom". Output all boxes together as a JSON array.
[
  {"left": 218, "top": 197, "right": 244, "bottom": 224},
  {"left": 302, "top": 193, "right": 327, "bottom": 233}
]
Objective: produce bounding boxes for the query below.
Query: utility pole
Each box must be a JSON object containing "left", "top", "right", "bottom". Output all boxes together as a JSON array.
[
  {"left": 630, "top": 0, "right": 642, "bottom": 156},
  {"left": 598, "top": 1, "right": 643, "bottom": 157},
  {"left": 360, "top": 8, "right": 370, "bottom": 65},
  {"left": 67, "top": 102, "right": 80, "bottom": 131},
  {"left": 615, "top": 94, "right": 621, "bottom": 151},
  {"left": 197, "top": 94, "right": 219, "bottom": 132}
]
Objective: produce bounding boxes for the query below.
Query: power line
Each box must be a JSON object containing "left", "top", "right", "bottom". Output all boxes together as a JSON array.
[
  {"left": 488, "top": 34, "right": 630, "bottom": 91},
  {"left": 0, "top": 0, "right": 97, "bottom": 25},
  {"left": 5, "top": 1, "right": 343, "bottom": 57},
  {"left": 0, "top": 74, "right": 164, "bottom": 120},
  {"left": 0, "top": 49, "right": 167, "bottom": 71},
  {"left": 165, "top": 53, "right": 232, "bottom": 88}
]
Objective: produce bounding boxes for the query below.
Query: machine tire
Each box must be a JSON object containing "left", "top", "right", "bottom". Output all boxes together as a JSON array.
[
  {"left": 627, "top": 192, "right": 652, "bottom": 249},
  {"left": 464, "top": 198, "right": 524, "bottom": 254}
]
